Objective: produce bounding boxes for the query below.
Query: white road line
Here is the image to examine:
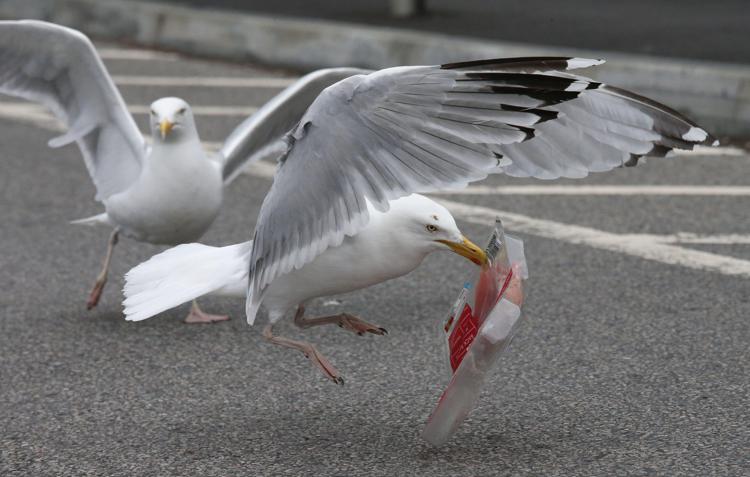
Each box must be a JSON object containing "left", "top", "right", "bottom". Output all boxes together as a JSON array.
[
  {"left": 111, "top": 75, "right": 297, "bottom": 88},
  {"left": 626, "top": 233, "right": 750, "bottom": 245},
  {"left": 127, "top": 104, "right": 258, "bottom": 116},
  {"left": 675, "top": 145, "right": 746, "bottom": 156},
  {"left": 97, "top": 48, "right": 180, "bottom": 61},
  {"left": 0, "top": 102, "right": 257, "bottom": 119},
  {"left": 437, "top": 184, "right": 750, "bottom": 196},
  {"left": 237, "top": 160, "right": 278, "bottom": 179},
  {"left": 437, "top": 199, "right": 750, "bottom": 278},
  {"left": 202, "top": 141, "right": 222, "bottom": 151},
  {"left": 0, "top": 103, "right": 279, "bottom": 178},
  {"left": 203, "top": 140, "right": 279, "bottom": 178},
  {"left": 0, "top": 102, "right": 61, "bottom": 130}
]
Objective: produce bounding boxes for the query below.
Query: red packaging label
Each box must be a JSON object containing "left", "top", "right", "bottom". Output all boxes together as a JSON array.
[{"left": 448, "top": 304, "right": 478, "bottom": 372}]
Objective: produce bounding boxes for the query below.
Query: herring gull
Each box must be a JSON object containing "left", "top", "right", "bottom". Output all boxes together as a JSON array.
[
  {"left": 0, "top": 20, "right": 366, "bottom": 319},
  {"left": 123, "top": 56, "right": 715, "bottom": 382}
]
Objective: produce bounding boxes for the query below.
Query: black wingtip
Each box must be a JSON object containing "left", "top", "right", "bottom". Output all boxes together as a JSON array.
[
  {"left": 648, "top": 144, "right": 673, "bottom": 158},
  {"left": 602, "top": 84, "right": 714, "bottom": 145},
  {"left": 441, "top": 56, "right": 575, "bottom": 70},
  {"left": 490, "top": 86, "right": 580, "bottom": 106},
  {"left": 500, "top": 104, "right": 559, "bottom": 123},
  {"left": 512, "top": 125, "right": 536, "bottom": 141},
  {"left": 624, "top": 155, "right": 641, "bottom": 167},
  {"left": 461, "top": 72, "right": 582, "bottom": 93}
]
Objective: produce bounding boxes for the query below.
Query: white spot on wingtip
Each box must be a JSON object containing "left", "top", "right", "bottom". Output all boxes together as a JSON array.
[
  {"left": 497, "top": 157, "right": 513, "bottom": 168},
  {"left": 683, "top": 126, "right": 708, "bottom": 142},
  {"left": 564, "top": 80, "right": 590, "bottom": 92},
  {"left": 566, "top": 58, "right": 606, "bottom": 70}
]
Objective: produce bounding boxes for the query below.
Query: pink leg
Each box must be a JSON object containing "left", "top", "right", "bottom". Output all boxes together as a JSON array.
[
  {"left": 86, "top": 229, "right": 119, "bottom": 310},
  {"left": 184, "top": 300, "right": 230, "bottom": 324},
  {"left": 293, "top": 305, "right": 387, "bottom": 336},
  {"left": 262, "top": 324, "right": 344, "bottom": 385}
]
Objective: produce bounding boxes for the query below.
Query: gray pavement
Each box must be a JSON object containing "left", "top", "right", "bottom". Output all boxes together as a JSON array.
[
  {"left": 1, "top": 45, "right": 749, "bottom": 476},
  {"left": 151, "top": 0, "right": 750, "bottom": 64}
]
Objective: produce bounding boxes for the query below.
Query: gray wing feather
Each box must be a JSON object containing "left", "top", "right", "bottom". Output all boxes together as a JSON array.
[
  {"left": 219, "top": 67, "right": 372, "bottom": 183},
  {"left": 245, "top": 57, "right": 714, "bottom": 321},
  {"left": 0, "top": 20, "right": 145, "bottom": 200}
]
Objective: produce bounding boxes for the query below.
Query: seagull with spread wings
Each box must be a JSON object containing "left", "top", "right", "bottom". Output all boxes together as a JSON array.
[
  {"left": 124, "top": 56, "right": 715, "bottom": 382},
  {"left": 0, "top": 20, "right": 365, "bottom": 320}
]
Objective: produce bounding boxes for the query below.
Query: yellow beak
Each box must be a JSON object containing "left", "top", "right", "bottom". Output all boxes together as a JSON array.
[
  {"left": 159, "top": 120, "right": 173, "bottom": 139},
  {"left": 437, "top": 236, "right": 488, "bottom": 266}
]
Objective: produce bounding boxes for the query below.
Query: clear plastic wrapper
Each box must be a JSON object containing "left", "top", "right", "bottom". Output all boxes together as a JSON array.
[{"left": 422, "top": 220, "right": 528, "bottom": 447}]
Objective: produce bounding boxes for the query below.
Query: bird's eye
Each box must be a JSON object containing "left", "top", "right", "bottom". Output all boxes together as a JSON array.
[
  {"left": 426, "top": 224, "right": 439, "bottom": 233},
  {"left": 150, "top": 109, "right": 156, "bottom": 116},
  {"left": 178, "top": 107, "right": 186, "bottom": 115}
]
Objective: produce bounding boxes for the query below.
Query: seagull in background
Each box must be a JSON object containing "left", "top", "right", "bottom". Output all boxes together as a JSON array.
[
  {"left": 123, "top": 56, "right": 716, "bottom": 383},
  {"left": 0, "top": 20, "right": 366, "bottom": 320}
]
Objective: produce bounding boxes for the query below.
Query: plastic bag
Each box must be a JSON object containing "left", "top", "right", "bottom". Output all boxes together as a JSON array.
[{"left": 422, "top": 220, "right": 528, "bottom": 447}]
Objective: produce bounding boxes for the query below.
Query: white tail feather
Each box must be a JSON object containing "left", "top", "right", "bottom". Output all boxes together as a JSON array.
[{"left": 123, "top": 241, "right": 252, "bottom": 322}]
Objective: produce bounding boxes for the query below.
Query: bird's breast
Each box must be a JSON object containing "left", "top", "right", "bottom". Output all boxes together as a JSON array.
[
  {"left": 104, "top": 147, "right": 223, "bottom": 244},
  {"left": 261, "top": 233, "right": 427, "bottom": 313}
]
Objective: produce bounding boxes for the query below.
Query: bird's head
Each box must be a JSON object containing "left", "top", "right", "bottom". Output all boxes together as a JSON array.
[
  {"left": 149, "top": 97, "right": 196, "bottom": 142},
  {"left": 386, "top": 194, "right": 487, "bottom": 266}
]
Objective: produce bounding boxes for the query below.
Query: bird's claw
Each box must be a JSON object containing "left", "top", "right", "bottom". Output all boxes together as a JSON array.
[
  {"left": 302, "top": 345, "right": 344, "bottom": 385},
  {"left": 338, "top": 314, "right": 387, "bottom": 337}
]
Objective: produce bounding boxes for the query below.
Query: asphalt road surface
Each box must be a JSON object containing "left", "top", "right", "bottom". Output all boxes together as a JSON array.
[
  {"left": 160, "top": 0, "right": 750, "bottom": 65},
  {"left": 1, "top": 45, "right": 748, "bottom": 476}
]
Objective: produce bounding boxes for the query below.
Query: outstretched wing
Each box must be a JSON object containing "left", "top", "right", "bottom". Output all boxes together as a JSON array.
[
  {"left": 219, "top": 67, "right": 371, "bottom": 183},
  {"left": 0, "top": 20, "right": 145, "bottom": 200},
  {"left": 245, "top": 57, "right": 715, "bottom": 322}
]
